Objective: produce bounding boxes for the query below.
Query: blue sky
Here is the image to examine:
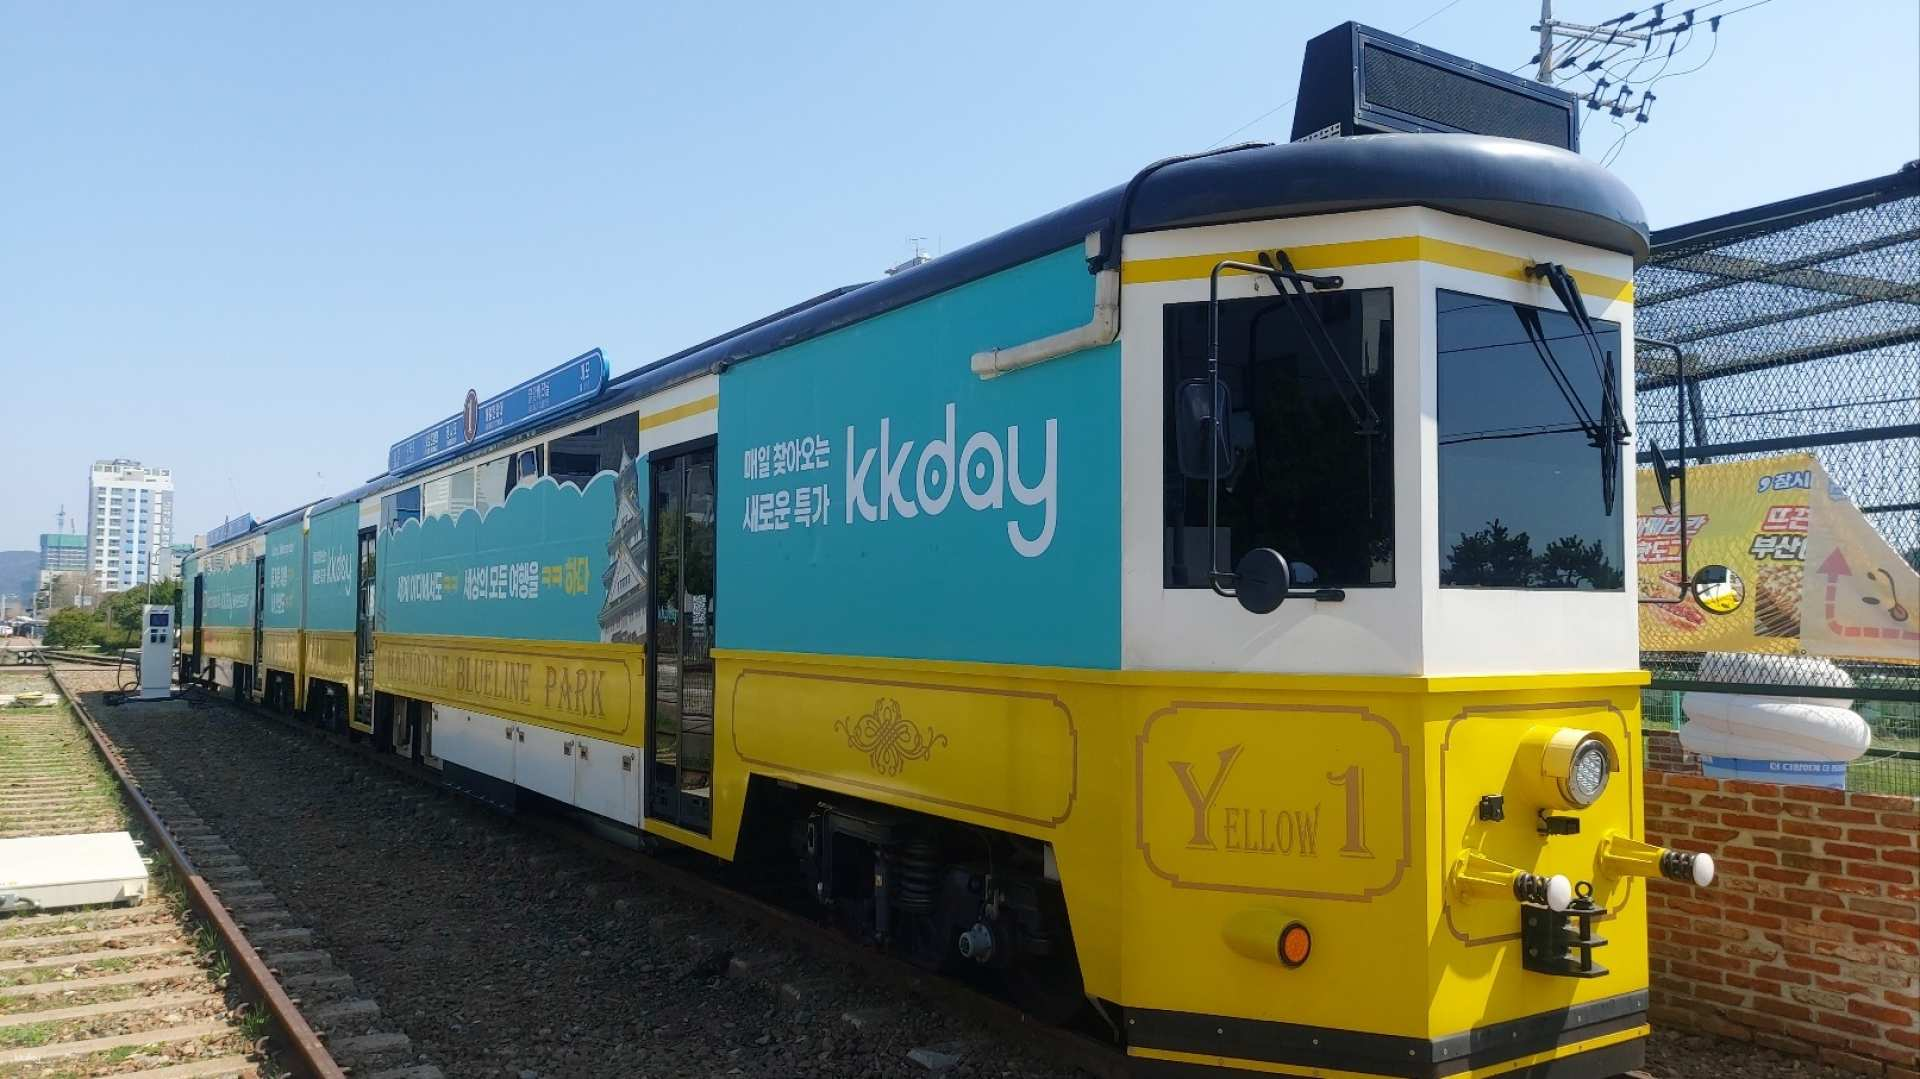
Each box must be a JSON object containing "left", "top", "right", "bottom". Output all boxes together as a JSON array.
[{"left": 2, "top": 0, "right": 1915, "bottom": 551}]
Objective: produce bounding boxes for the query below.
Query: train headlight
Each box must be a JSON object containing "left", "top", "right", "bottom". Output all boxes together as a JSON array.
[
  {"left": 1519, "top": 727, "right": 1619, "bottom": 811},
  {"left": 1565, "top": 738, "right": 1611, "bottom": 807}
]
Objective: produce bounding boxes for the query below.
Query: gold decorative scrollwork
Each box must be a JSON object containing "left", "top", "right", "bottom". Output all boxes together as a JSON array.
[{"left": 835, "top": 697, "right": 948, "bottom": 776}]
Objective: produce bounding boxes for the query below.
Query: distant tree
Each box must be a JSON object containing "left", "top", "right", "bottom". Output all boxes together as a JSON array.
[
  {"left": 44, "top": 608, "right": 97, "bottom": 648},
  {"left": 43, "top": 572, "right": 89, "bottom": 612},
  {"left": 1443, "top": 519, "right": 1536, "bottom": 586},
  {"left": 107, "top": 581, "right": 182, "bottom": 647}
]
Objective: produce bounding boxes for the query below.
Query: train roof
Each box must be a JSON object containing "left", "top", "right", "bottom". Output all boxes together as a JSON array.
[
  {"left": 267, "top": 133, "right": 1648, "bottom": 525},
  {"left": 609, "top": 133, "right": 1647, "bottom": 397}
]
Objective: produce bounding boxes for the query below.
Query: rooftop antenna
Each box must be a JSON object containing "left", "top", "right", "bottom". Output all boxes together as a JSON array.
[{"left": 885, "top": 236, "right": 934, "bottom": 277}]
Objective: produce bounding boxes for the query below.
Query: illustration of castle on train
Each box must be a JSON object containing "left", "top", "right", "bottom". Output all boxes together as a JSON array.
[{"left": 177, "top": 24, "right": 1740, "bottom": 1079}]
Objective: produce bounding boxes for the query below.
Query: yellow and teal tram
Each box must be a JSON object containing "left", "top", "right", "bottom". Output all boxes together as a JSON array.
[{"left": 178, "top": 24, "right": 1734, "bottom": 1078}]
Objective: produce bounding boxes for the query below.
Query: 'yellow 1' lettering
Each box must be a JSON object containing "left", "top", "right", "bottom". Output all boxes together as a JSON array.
[{"left": 1326, "top": 765, "right": 1372, "bottom": 859}]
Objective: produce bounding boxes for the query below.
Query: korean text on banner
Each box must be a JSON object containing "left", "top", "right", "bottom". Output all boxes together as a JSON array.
[{"left": 1637, "top": 452, "right": 1919, "bottom": 663}]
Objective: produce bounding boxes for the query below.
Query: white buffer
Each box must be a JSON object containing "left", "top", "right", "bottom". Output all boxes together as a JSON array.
[{"left": 0, "top": 831, "right": 149, "bottom": 912}]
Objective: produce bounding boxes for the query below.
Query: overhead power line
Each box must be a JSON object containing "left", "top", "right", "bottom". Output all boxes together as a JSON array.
[{"left": 1525, "top": 0, "right": 1781, "bottom": 166}]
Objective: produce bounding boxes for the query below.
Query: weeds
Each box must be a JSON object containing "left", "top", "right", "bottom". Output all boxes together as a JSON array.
[
  {"left": 0, "top": 1021, "right": 55, "bottom": 1048},
  {"left": 237, "top": 1002, "right": 271, "bottom": 1041}
]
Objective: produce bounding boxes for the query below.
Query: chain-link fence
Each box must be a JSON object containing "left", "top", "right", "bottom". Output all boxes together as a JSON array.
[{"left": 1634, "top": 162, "right": 1920, "bottom": 795}]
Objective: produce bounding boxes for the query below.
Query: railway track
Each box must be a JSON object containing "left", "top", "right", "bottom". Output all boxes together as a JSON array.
[
  {"left": 49, "top": 663, "right": 1117, "bottom": 1079},
  {"left": 36, "top": 668, "right": 439, "bottom": 1079},
  {"left": 0, "top": 667, "right": 271, "bottom": 1078},
  {"left": 32, "top": 651, "right": 128, "bottom": 670}
]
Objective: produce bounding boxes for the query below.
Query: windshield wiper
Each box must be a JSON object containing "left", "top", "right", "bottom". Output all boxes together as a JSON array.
[
  {"left": 1522, "top": 261, "right": 1631, "bottom": 514},
  {"left": 1257, "top": 250, "right": 1382, "bottom": 436},
  {"left": 1513, "top": 306, "right": 1622, "bottom": 515}
]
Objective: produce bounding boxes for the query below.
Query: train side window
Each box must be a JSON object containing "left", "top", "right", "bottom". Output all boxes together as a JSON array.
[
  {"left": 548, "top": 415, "right": 640, "bottom": 488},
  {"left": 448, "top": 468, "right": 476, "bottom": 518},
  {"left": 381, "top": 486, "right": 422, "bottom": 532},
  {"left": 1161, "top": 288, "right": 1396, "bottom": 589},
  {"left": 506, "top": 446, "right": 544, "bottom": 492},
  {"left": 422, "top": 474, "right": 452, "bottom": 519},
  {"left": 476, "top": 457, "right": 510, "bottom": 512}
]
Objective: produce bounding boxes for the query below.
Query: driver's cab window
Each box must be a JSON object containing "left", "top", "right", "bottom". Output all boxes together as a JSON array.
[
  {"left": 1161, "top": 288, "right": 1395, "bottom": 589},
  {"left": 1435, "top": 289, "right": 1626, "bottom": 590}
]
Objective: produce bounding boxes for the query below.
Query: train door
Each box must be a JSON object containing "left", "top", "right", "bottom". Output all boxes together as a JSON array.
[
  {"left": 646, "top": 445, "right": 716, "bottom": 835},
  {"left": 353, "top": 527, "right": 376, "bottom": 733},
  {"left": 188, "top": 573, "right": 204, "bottom": 681},
  {"left": 250, "top": 556, "right": 266, "bottom": 699}
]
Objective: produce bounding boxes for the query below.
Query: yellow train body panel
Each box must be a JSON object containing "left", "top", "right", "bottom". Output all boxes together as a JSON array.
[
  {"left": 260, "top": 629, "right": 304, "bottom": 705},
  {"left": 199, "top": 625, "right": 252, "bottom": 664},
  {"left": 371, "top": 634, "right": 649, "bottom": 746},
  {"left": 698, "top": 650, "right": 1650, "bottom": 1060},
  {"left": 304, "top": 630, "right": 356, "bottom": 695}
]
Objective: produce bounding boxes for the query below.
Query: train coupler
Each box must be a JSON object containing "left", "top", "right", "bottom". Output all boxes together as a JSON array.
[{"left": 1521, "top": 881, "right": 1609, "bottom": 979}]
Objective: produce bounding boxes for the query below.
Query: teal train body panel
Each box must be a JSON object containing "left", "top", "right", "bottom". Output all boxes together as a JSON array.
[
  {"left": 200, "top": 537, "right": 262, "bottom": 630},
  {"left": 716, "top": 245, "right": 1121, "bottom": 669},
  {"left": 263, "top": 523, "right": 303, "bottom": 631},
  {"left": 377, "top": 471, "right": 639, "bottom": 643},
  {"left": 180, "top": 553, "right": 199, "bottom": 631},
  {"left": 305, "top": 504, "right": 359, "bottom": 633}
]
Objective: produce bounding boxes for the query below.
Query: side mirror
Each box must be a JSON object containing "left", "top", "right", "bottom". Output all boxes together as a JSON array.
[
  {"left": 1234, "top": 547, "right": 1291, "bottom": 614},
  {"left": 1175, "top": 379, "right": 1233, "bottom": 481},
  {"left": 1647, "top": 438, "right": 1675, "bottom": 514},
  {"left": 1691, "top": 564, "right": 1744, "bottom": 615}
]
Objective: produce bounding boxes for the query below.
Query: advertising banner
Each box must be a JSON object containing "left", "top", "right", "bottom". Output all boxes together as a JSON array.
[
  {"left": 1638, "top": 452, "right": 1919, "bottom": 663},
  {"left": 719, "top": 245, "right": 1121, "bottom": 669},
  {"left": 305, "top": 503, "right": 359, "bottom": 633},
  {"left": 377, "top": 472, "right": 630, "bottom": 644},
  {"left": 263, "top": 524, "right": 303, "bottom": 631}
]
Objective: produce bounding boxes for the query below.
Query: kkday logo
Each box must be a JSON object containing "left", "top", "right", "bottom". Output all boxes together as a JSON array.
[{"left": 843, "top": 403, "right": 1057, "bottom": 557}]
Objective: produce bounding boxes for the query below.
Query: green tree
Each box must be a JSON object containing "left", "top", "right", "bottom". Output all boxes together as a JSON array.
[
  {"left": 44, "top": 608, "right": 98, "bottom": 648},
  {"left": 95, "top": 581, "right": 182, "bottom": 649}
]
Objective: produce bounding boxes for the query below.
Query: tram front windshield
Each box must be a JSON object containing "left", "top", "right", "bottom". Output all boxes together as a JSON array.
[
  {"left": 1436, "top": 289, "right": 1626, "bottom": 591},
  {"left": 1161, "top": 288, "right": 1396, "bottom": 590}
]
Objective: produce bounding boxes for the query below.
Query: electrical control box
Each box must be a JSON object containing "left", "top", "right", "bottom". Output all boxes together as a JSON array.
[{"left": 138, "top": 605, "right": 173, "bottom": 701}]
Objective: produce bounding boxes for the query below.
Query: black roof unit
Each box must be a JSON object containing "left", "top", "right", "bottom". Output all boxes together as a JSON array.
[{"left": 1291, "top": 22, "right": 1580, "bottom": 152}]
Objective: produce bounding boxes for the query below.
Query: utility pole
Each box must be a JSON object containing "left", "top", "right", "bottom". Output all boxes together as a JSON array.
[
  {"left": 1532, "top": 0, "right": 1652, "bottom": 86},
  {"left": 1537, "top": 0, "right": 1556, "bottom": 84}
]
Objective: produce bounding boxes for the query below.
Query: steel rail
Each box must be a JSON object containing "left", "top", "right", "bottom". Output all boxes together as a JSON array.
[
  {"left": 48, "top": 667, "right": 349, "bottom": 1079},
  {"left": 210, "top": 679, "right": 1134, "bottom": 1079}
]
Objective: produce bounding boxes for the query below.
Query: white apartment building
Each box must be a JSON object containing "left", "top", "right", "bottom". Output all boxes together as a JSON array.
[{"left": 86, "top": 458, "right": 176, "bottom": 592}]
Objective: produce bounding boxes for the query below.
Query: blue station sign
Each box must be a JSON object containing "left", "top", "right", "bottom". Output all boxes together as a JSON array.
[
  {"left": 388, "top": 349, "right": 610, "bottom": 475},
  {"left": 206, "top": 514, "right": 256, "bottom": 547}
]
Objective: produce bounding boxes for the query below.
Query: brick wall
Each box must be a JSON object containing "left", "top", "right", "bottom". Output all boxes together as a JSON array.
[
  {"left": 1642, "top": 770, "right": 1920, "bottom": 1075},
  {"left": 1644, "top": 728, "right": 1702, "bottom": 776}
]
